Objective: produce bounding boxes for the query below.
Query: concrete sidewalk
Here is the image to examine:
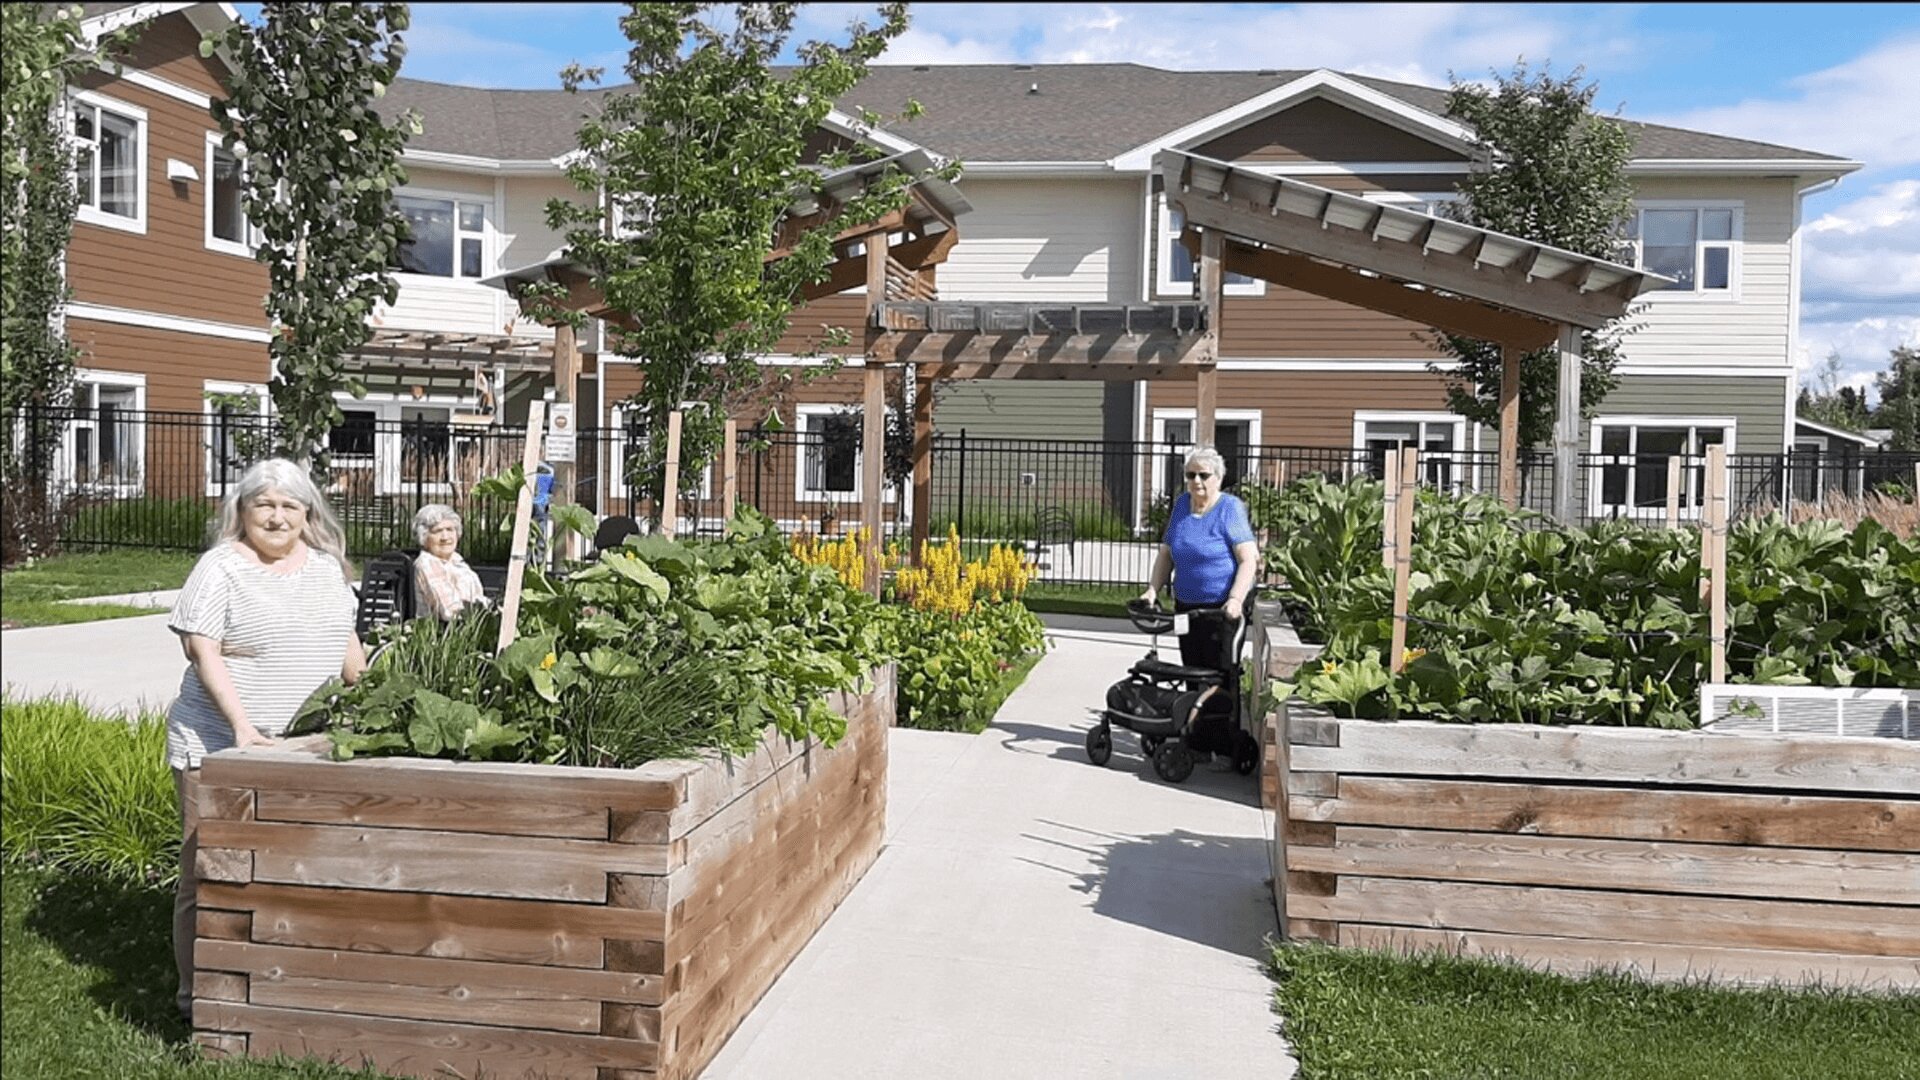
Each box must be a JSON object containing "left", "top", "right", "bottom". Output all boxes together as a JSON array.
[
  {"left": 0, "top": 612, "right": 183, "bottom": 715},
  {"left": 701, "top": 626, "right": 1294, "bottom": 1079}
]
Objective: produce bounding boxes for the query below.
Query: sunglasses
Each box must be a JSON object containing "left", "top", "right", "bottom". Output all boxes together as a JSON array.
[{"left": 1185, "top": 471, "right": 1213, "bottom": 480}]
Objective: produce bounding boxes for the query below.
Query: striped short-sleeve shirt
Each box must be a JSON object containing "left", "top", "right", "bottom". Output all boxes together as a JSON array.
[{"left": 165, "top": 543, "right": 356, "bottom": 769}]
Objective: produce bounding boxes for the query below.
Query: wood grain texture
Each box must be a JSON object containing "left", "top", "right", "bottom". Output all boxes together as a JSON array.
[
  {"left": 195, "top": 940, "right": 664, "bottom": 1007},
  {"left": 255, "top": 789, "right": 609, "bottom": 840}
]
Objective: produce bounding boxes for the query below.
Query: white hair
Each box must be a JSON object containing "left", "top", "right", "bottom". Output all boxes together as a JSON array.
[
  {"left": 1183, "top": 446, "right": 1228, "bottom": 481},
  {"left": 213, "top": 459, "right": 347, "bottom": 567},
  {"left": 411, "top": 503, "right": 463, "bottom": 546}
]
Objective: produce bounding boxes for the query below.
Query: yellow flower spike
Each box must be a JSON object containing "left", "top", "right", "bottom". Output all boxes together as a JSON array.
[{"left": 541, "top": 652, "right": 558, "bottom": 671}]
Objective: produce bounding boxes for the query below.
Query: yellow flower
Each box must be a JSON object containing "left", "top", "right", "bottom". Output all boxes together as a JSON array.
[
  {"left": 1320, "top": 660, "right": 1338, "bottom": 676},
  {"left": 1403, "top": 647, "right": 1427, "bottom": 665},
  {"left": 541, "top": 652, "right": 557, "bottom": 671}
]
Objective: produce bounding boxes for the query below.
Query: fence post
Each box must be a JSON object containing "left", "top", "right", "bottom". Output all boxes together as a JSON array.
[
  {"left": 1380, "top": 446, "right": 1400, "bottom": 572},
  {"left": 955, "top": 428, "right": 968, "bottom": 544},
  {"left": 661, "top": 410, "right": 682, "bottom": 539},
  {"left": 1389, "top": 448, "right": 1419, "bottom": 677},
  {"left": 1665, "top": 455, "right": 1682, "bottom": 529}
]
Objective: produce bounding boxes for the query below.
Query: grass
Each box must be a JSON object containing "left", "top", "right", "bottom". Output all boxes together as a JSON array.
[
  {"left": 1018, "top": 581, "right": 1140, "bottom": 618},
  {"left": 967, "top": 651, "right": 1044, "bottom": 732},
  {"left": 1, "top": 697, "right": 179, "bottom": 885},
  {"left": 1269, "top": 941, "right": 1920, "bottom": 1080},
  {"left": 2, "top": 549, "right": 198, "bottom": 628}
]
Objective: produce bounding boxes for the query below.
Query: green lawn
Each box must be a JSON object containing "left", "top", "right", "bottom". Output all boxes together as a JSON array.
[
  {"left": 1, "top": 550, "right": 198, "bottom": 628},
  {"left": 1269, "top": 941, "right": 1920, "bottom": 1080},
  {"left": 1018, "top": 581, "right": 1140, "bottom": 618},
  {"left": 0, "top": 869, "right": 381, "bottom": 1080}
]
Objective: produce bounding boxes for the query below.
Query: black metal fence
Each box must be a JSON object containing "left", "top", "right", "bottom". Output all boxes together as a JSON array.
[{"left": 6, "top": 407, "right": 1915, "bottom": 586}]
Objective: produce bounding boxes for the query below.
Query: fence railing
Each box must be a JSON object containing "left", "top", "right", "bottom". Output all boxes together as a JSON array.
[{"left": 5, "top": 407, "right": 1915, "bottom": 587}]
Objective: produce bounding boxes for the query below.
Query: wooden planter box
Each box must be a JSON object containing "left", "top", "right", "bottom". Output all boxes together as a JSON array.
[
  {"left": 1266, "top": 699, "right": 1920, "bottom": 989},
  {"left": 188, "top": 665, "right": 893, "bottom": 1080}
]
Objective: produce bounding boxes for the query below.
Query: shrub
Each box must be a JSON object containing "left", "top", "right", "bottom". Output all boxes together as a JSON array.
[{"left": 1, "top": 697, "right": 178, "bottom": 884}]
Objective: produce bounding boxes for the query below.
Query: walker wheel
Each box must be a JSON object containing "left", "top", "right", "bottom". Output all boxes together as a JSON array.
[
  {"left": 1085, "top": 723, "right": 1113, "bottom": 767},
  {"left": 1153, "top": 741, "right": 1194, "bottom": 784},
  {"left": 1233, "top": 731, "right": 1261, "bottom": 776},
  {"left": 1141, "top": 735, "right": 1164, "bottom": 757}
]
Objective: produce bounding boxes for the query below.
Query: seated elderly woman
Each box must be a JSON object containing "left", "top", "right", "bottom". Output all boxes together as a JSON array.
[{"left": 411, "top": 503, "right": 487, "bottom": 620}]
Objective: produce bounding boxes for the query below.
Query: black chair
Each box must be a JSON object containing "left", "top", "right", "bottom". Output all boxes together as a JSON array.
[
  {"left": 1030, "top": 505, "right": 1075, "bottom": 572},
  {"left": 592, "top": 514, "right": 642, "bottom": 556},
  {"left": 354, "top": 549, "right": 418, "bottom": 642}
]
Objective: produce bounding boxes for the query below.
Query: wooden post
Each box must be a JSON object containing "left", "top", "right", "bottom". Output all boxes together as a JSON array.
[
  {"left": 1704, "top": 443, "right": 1728, "bottom": 684},
  {"left": 1389, "top": 447, "right": 1419, "bottom": 675},
  {"left": 1195, "top": 366, "right": 1219, "bottom": 449},
  {"left": 862, "top": 363, "right": 886, "bottom": 596},
  {"left": 1664, "top": 455, "right": 1683, "bottom": 529},
  {"left": 1196, "top": 229, "right": 1224, "bottom": 448},
  {"left": 1551, "top": 324, "right": 1583, "bottom": 524},
  {"left": 865, "top": 229, "right": 888, "bottom": 318},
  {"left": 722, "top": 419, "right": 738, "bottom": 522},
  {"left": 1497, "top": 344, "right": 1521, "bottom": 508},
  {"left": 660, "top": 410, "right": 682, "bottom": 539},
  {"left": 495, "top": 401, "right": 546, "bottom": 654},
  {"left": 910, "top": 369, "right": 934, "bottom": 565},
  {"left": 1380, "top": 446, "right": 1401, "bottom": 572},
  {"left": 551, "top": 321, "right": 579, "bottom": 561}
]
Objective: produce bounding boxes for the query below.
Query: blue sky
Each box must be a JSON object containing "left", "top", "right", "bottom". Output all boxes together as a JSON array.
[{"left": 243, "top": 2, "right": 1920, "bottom": 397}]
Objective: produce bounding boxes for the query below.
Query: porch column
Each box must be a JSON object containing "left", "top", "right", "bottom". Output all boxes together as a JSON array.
[
  {"left": 1551, "top": 324, "right": 1582, "bottom": 523},
  {"left": 1498, "top": 343, "right": 1521, "bottom": 508},
  {"left": 1196, "top": 228, "right": 1224, "bottom": 447},
  {"left": 910, "top": 368, "right": 934, "bottom": 565}
]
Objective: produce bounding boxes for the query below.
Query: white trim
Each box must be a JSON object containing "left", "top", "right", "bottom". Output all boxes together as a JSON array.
[
  {"left": 392, "top": 185, "right": 496, "bottom": 281},
  {"left": 1239, "top": 161, "right": 1474, "bottom": 177},
  {"left": 118, "top": 68, "right": 213, "bottom": 110},
  {"left": 67, "top": 301, "right": 271, "bottom": 342},
  {"left": 1626, "top": 201, "right": 1744, "bottom": 301},
  {"left": 821, "top": 108, "right": 926, "bottom": 159},
  {"left": 1148, "top": 407, "right": 1263, "bottom": 502},
  {"left": 1625, "top": 159, "right": 1861, "bottom": 177},
  {"left": 79, "top": 2, "right": 191, "bottom": 40},
  {"left": 1586, "top": 415, "right": 1739, "bottom": 519},
  {"left": 1111, "top": 70, "right": 1477, "bottom": 172},
  {"left": 1613, "top": 363, "right": 1794, "bottom": 377},
  {"left": 1794, "top": 416, "right": 1880, "bottom": 447},
  {"left": 402, "top": 148, "right": 568, "bottom": 176},
  {"left": 1218, "top": 357, "right": 1456, "bottom": 372},
  {"left": 964, "top": 161, "right": 1119, "bottom": 177},
  {"left": 793, "top": 404, "right": 897, "bottom": 505},
  {"left": 202, "top": 379, "right": 269, "bottom": 496},
  {"left": 63, "top": 369, "right": 148, "bottom": 496},
  {"left": 204, "top": 131, "right": 255, "bottom": 258},
  {"left": 327, "top": 394, "right": 485, "bottom": 497},
  {"left": 1352, "top": 410, "right": 1472, "bottom": 491},
  {"left": 69, "top": 89, "right": 148, "bottom": 235},
  {"left": 1154, "top": 194, "right": 1264, "bottom": 298}
]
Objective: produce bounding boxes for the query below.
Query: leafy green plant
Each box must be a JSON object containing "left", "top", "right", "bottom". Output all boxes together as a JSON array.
[
  {"left": 1, "top": 697, "right": 178, "bottom": 884},
  {"left": 882, "top": 600, "right": 1046, "bottom": 731}
]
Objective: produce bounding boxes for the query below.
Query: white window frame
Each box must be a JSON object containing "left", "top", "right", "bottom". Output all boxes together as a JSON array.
[
  {"left": 1149, "top": 407, "right": 1263, "bottom": 502},
  {"left": 391, "top": 186, "right": 494, "bottom": 282},
  {"left": 1352, "top": 410, "right": 1471, "bottom": 492},
  {"left": 69, "top": 90, "right": 147, "bottom": 235},
  {"left": 62, "top": 369, "right": 147, "bottom": 495},
  {"left": 203, "top": 132, "right": 258, "bottom": 258},
  {"left": 325, "top": 393, "right": 476, "bottom": 497},
  {"left": 794, "top": 404, "right": 897, "bottom": 505},
  {"left": 203, "top": 380, "right": 270, "bottom": 497},
  {"left": 1587, "top": 416, "right": 1738, "bottom": 518},
  {"left": 1622, "top": 201, "right": 1743, "bottom": 300},
  {"left": 1153, "top": 194, "right": 1265, "bottom": 299},
  {"left": 607, "top": 405, "right": 712, "bottom": 501}
]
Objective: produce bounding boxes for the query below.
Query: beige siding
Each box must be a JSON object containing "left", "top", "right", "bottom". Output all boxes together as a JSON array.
[
  {"left": 937, "top": 178, "right": 1143, "bottom": 303},
  {"left": 379, "top": 166, "right": 508, "bottom": 335}
]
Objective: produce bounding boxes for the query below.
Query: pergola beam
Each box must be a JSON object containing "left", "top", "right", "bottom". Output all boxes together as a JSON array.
[{"left": 865, "top": 328, "right": 1213, "bottom": 370}]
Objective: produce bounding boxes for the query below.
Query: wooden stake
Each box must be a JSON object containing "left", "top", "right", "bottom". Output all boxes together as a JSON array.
[
  {"left": 1381, "top": 446, "right": 1401, "bottom": 573},
  {"left": 1389, "top": 448, "right": 1419, "bottom": 675},
  {"left": 1664, "top": 455, "right": 1683, "bottom": 529},
  {"left": 551, "top": 321, "right": 579, "bottom": 562},
  {"left": 1497, "top": 344, "right": 1521, "bottom": 508},
  {"left": 722, "top": 419, "right": 738, "bottom": 522},
  {"left": 660, "top": 410, "right": 682, "bottom": 539},
  {"left": 1703, "top": 444, "right": 1728, "bottom": 684},
  {"left": 495, "top": 400, "right": 546, "bottom": 654}
]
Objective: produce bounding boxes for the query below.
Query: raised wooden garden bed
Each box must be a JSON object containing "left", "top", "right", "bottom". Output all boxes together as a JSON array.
[
  {"left": 1265, "top": 699, "right": 1920, "bottom": 988},
  {"left": 188, "top": 665, "right": 894, "bottom": 1080}
]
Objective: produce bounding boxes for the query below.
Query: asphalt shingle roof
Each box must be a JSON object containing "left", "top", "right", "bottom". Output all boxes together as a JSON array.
[{"left": 374, "top": 64, "right": 1853, "bottom": 167}]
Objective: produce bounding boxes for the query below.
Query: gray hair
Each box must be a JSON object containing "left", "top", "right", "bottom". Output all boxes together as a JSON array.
[
  {"left": 1183, "top": 446, "right": 1228, "bottom": 481},
  {"left": 411, "top": 503, "right": 463, "bottom": 546},
  {"left": 213, "top": 459, "right": 347, "bottom": 567}
]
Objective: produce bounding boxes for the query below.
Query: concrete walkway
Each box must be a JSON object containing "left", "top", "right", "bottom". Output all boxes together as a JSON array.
[
  {"left": 701, "top": 618, "right": 1294, "bottom": 1079},
  {"left": 0, "top": 612, "right": 182, "bottom": 714}
]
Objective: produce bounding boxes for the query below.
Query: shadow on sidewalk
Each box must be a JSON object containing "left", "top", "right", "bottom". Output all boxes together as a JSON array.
[{"left": 994, "top": 717, "right": 1264, "bottom": 807}]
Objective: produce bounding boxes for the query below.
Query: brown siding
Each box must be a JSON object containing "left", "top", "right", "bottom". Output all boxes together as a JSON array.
[
  {"left": 773, "top": 294, "right": 866, "bottom": 357},
  {"left": 130, "top": 10, "right": 232, "bottom": 99},
  {"left": 1218, "top": 289, "right": 1450, "bottom": 359},
  {"left": 69, "top": 21, "right": 269, "bottom": 330},
  {"left": 68, "top": 318, "right": 268, "bottom": 414},
  {"left": 1193, "top": 97, "right": 1468, "bottom": 164},
  {"left": 1150, "top": 371, "right": 1454, "bottom": 447}
]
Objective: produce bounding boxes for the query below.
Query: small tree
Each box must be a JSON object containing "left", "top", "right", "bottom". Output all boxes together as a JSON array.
[
  {"left": 1431, "top": 63, "right": 1639, "bottom": 450},
  {"left": 543, "top": 2, "right": 954, "bottom": 511},
  {"left": 1875, "top": 345, "right": 1919, "bottom": 451},
  {"left": 206, "top": 3, "right": 418, "bottom": 479},
  {"left": 1797, "top": 351, "right": 1872, "bottom": 433}
]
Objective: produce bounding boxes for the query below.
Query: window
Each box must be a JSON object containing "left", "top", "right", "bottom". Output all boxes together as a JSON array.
[
  {"left": 1788, "top": 435, "right": 1863, "bottom": 504},
  {"left": 393, "top": 193, "right": 488, "bottom": 278},
  {"left": 64, "top": 372, "right": 145, "bottom": 493},
  {"left": 1155, "top": 196, "right": 1263, "bottom": 298},
  {"left": 1352, "top": 412, "right": 1468, "bottom": 492},
  {"left": 798, "top": 407, "right": 862, "bottom": 500},
  {"left": 205, "top": 134, "right": 253, "bottom": 256},
  {"left": 71, "top": 93, "right": 146, "bottom": 232},
  {"left": 204, "top": 382, "right": 269, "bottom": 496},
  {"left": 1620, "top": 205, "right": 1739, "bottom": 294},
  {"left": 1150, "top": 408, "right": 1262, "bottom": 500},
  {"left": 1589, "top": 418, "right": 1735, "bottom": 517}
]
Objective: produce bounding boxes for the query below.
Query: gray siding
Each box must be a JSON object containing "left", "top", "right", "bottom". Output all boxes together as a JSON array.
[
  {"left": 931, "top": 381, "right": 1108, "bottom": 441},
  {"left": 1593, "top": 374, "right": 1789, "bottom": 454}
]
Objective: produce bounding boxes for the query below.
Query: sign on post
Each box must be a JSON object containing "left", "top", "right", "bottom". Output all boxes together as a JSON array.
[{"left": 543, "top": 403, "right": 576, "bottom": 463}]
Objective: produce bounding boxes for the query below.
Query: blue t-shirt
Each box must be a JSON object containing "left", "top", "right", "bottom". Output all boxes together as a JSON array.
[{"left": 1164, "top": 491, "right": 1256, "bottom": 604}]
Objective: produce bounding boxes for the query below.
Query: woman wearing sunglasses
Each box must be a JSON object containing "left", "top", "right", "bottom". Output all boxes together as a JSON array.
[{"left": 1140, "top": 445, "right": 1259, "bottom": 676}]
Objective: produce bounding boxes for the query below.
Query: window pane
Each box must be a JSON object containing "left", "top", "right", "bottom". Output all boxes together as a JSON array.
[
  {"left": 1702, "top": 247, "right": 1730, "bottom": 289},
  {"left": 804, "top": 414, "right": 859, "bottom": 492},
  {"left": 394, "top": 195, "right": 454, "bottom": 276},
  {"left": 460, "top": 237, "right": 483, "bottom": 278},
  {"left": 1642, "top": 210, "right": 1696, "bottom": 247},
  {"left": 211, "top": 147, "right": 245, "bottom": 242},
  {"left": 74, "top": 146, "right": 94, "bottom": 206},
  {"left": 330, "top": 410, "right": 377, "bottom": 457},
  {"left": 1166, "top": 207, "right": 1194, "bottom": 285},
  {"left": 98, "top": 111, "right": 139, "bottom": 217},
  {"left": 1633, "top": 429, "right": 1685, "bottom": 508},
  {"left": 458, "top": 202, "right": 484, "bottom": 232},
  {"left": 1702, "top": 209, "right": 1733, "bottom": 241},
  {"left": 1600, "top": 427, "right": 1630, "bottom": 455},
  {"left": 73, "top": 105, "right": 94, "bottom": 142}
]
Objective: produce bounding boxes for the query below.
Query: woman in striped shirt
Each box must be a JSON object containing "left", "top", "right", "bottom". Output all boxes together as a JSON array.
[{"left": 165, "top": 459, "right": 366, "bottom": 1021}]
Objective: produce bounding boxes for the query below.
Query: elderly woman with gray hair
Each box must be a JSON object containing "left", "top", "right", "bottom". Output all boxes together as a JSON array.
[
  {"left": 1141, "top": 444, "right": 1260, "bottom": 669},
  {"left": 411, "top": 503, "right": 487, "bottom": 621},
  {"left": 165, "top": 458, "right": 366, "bottom": 1021}
]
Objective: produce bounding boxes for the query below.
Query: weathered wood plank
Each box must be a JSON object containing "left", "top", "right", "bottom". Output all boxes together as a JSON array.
[
  {"left": 192, "top": 971, "right": 247, "bottom": 1003},
  {"left": 197, "top": 819, "right": 670, "bottom": 902},
  {"left": 195, "top": 847, "right": 253, "bottom": 884},
  {"left": 249, "top": 973, "right": 604, "bottom": 1035},
  {"left": 1338, "top": 924, "right": 1920, "bottom": 989},
  {"left": 1289, "top": 717, "right": 1340, "bottom": 747},
  {"left": 190, "top": 1031, "right": 246, "bottom": 1060},
  {"left": 1292, "top": 876, "right": 1920, "bottom": 956},
  {"left": 197, "top": 882, "right": 664, "bottom": 969},
  {"left": 195, "top": 940, "right": 664, "bottom": 1008},
  {"left": 1289, "top": 777, "right": 1920, "bottom": 852},
  {"left": 1287, "top": 826, "right": 1920, "bottom": 905},
  {"left": 198, "top": 786, "right": 256, "bottom": 822},
  {"left": 1288, "top": 771, "right": 1339, "bottom": 799},
  {"left": 1289, "top": 720, "right": 1920, "bottom": 794},
  {"left": 198, "top": 1000, "right": 657, "bottom": 1078},
  {"left": 255, "top": 789, "right": 609, "bottom": 840},
  {"left": 195, "top": 909, "right": 250, "bottom": 942}
]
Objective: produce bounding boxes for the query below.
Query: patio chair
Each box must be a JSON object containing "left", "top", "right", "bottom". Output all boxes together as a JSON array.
[
  {"left": 591, "top": 514, "right": 642, "bottom": 557},
  {"left": 354, "top": 549, "right": 417, "bottom": 642},
  {"left": 1029, "top": 505, "right": 1075, "bottom": 573}
]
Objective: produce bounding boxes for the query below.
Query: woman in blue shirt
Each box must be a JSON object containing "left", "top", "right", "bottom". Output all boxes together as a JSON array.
[{"left": 1140, "top": 446, "right": 1260, "bottom": 672}]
